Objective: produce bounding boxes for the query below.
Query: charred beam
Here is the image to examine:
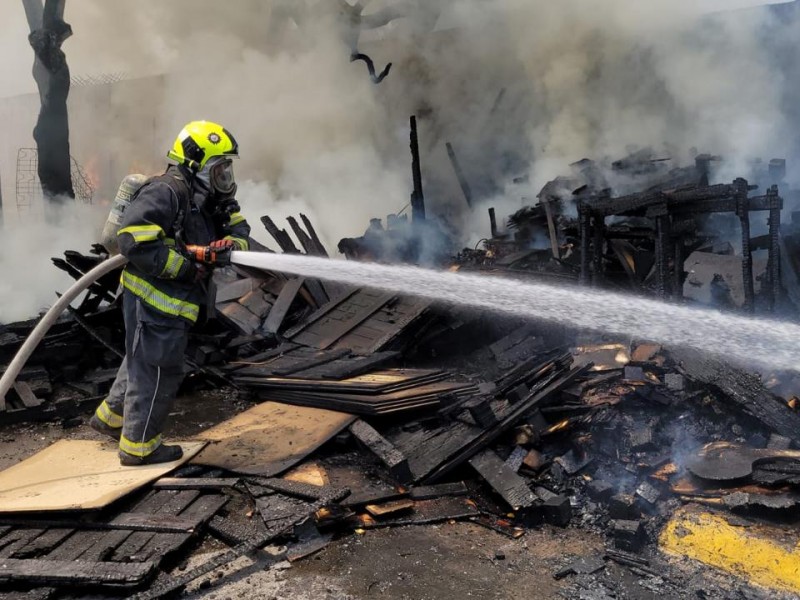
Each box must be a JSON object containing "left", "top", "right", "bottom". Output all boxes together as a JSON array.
[
  {"left": 260, "top": 216, "right": 300, "bottom": 254},
  {"left": 488, "top": 207, "right": 498, "bottom": 238},
  {"left": 767, "top": 185, "right": 782, "bottom": 313},
  {"left": 409, "top": 116, "right": 426, "bottom": 222},
  {"left": 734, "top": 178, "right": 755, "bottom": 313},
  {"left": 445, "top": 142, "right": 474, "bottom": 208},
  {"left": 300, "top": 214, "right": 329, "bottom": 257},
  {"left": 579, "top": 204, "right": 591, "bottom": 285}
]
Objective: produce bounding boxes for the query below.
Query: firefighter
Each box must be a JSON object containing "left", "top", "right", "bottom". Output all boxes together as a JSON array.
[{"left": 90, "top": 121, "right": 251, "bottom": 465}]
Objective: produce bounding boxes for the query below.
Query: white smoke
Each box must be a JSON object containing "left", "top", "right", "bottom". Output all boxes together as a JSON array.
[{"left": 0, "top": 0, "right": 797, "bottom": 321}]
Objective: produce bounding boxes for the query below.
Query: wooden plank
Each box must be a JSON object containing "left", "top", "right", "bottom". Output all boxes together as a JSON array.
[
  {"left": 424, "top": 365, "right": 588, "bottom": 483},
  {"left": 0, "top": 588, "right": 55, "bottom": 600},
  {"left": 673, "top": 347, "right": 800, "bottom": 442},
  {"left": 264, "top": 277, "right": 305, "bottom": 335},
  {"left": 12, "top": 529, "right": 72, "bottom": 559},
  {"left": 236, "top": 367, "right": 444, "bottom": 393},
  {"left": 0, "top": 441, "right": 205, "bottom": 513},
  {"left": 272, "top": 348, "right": 352, "bottom": 377},
  {"left": 153, "top": 478, "right": 240, "bottom": 490},
  {"left": 0, "top": 530, "right": 44, "bottom": 559},
  {"left": 303, "top": 279, "right": 330, "bottom": 309},
  {"left": 385, "top": 363, "right": 578, "bottom": 482},
  {"left": 193, "top": 402, "right": 355, "bottom": 476},
  {"left": 290, "top": 289, "right": 392, "bottom": 348},
  {"left": 208, "top": 513, "right": 267, "bottom": 547},
  {"left": 366, "top": 499, "right": 415, "bottom": 517},
  {"left": 239, "top": 290, "right": 273, "bottom": 320},
  {"left": 287, "top": 216, "right": 317, "bottom": 255},
  {"left": 289, "top": 351, "right": 400, "bottom": 380},
  {"left": 409, "top": 482, "right": 469, "bottom": 501},
  {"left": 135, "top": 494, "right": 230, "bottom": 563},
  {"left": 218, "top": 302, "right": 262, "bottom": 336},
  {"left": 469, "top": 449, "right": 537, "bottom": 510},
  {"left": 72, "top": 530, "right": 131, "bottom": 563},
  {"left": 350, "top": 420, "right": 412, "bottom": 484},
  {"left": 11, "top": 382, "right": 42, "bottom": 408},
  {"left": 260, "top": 216, "right": 299, "bottom": 253},
  {"left": 110, "top": 490, "right": 201, "bottom": 562},
  {"left": 0, "top": 558, "right": 157, "bottom": 588},
  {"left": 109, "top": 513, "right": 203, "bottom": 533},
  {"left": 334, "top": 296, "right": 431, "bottom": 354},
  {"left": 284, "top": 289, "right": 359, "bottom": 338},
  {"left": 215, "top": 278, "right": 259, "bottom": 304},
  {"left": 222, "top": 342, "right": 301, "bottom": 373},
  {"left": 300, "top": 214, "right": 329, "bottom": 256},
  {"left": 356, "top": 497, "right": 479, "bottom": 529},
  {"left": 256, "top": 493, "right": 313, "bottom": 536},
  {"left": 314, "top": 292, "right": 396, "bottom": 350}
]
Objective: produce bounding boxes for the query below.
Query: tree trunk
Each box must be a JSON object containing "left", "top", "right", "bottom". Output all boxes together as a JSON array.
[{"left": 25, "top": 0, "right": 74, "bottom": 204}]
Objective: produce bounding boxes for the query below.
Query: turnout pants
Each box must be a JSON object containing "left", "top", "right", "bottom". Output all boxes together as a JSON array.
[{"left": 94, "top": 291, "right": 189, "bottom": 457}]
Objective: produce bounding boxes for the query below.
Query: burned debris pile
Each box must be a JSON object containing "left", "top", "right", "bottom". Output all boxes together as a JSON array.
[
  {"left": 1, "top": 207, "right": 800, "bottom": 598},
  {"left": 454, "top": 150, "right": 800, "bottom": 319}
]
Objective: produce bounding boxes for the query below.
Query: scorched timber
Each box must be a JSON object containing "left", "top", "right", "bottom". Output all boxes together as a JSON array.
[{"left": 672, "top": 347, "right": 800, "bottom": 442}]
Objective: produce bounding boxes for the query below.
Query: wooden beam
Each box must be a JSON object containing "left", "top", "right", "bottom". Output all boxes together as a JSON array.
[
  {"left": 263, "top": 277, "right": 305, "bottom": 335},
  {"left": 350, "top": 419, "right": 412, "bottom": 484},
  {"left": 469, "top": 449, "right": 537, "bottom": 511},
  {"left": 0, "top": 558, "right": 157, "bottom": 588}
]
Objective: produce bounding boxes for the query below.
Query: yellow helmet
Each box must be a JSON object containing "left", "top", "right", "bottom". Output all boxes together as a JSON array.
[{"left": 167, "top": 121, "right": 239, "bottom": 170}]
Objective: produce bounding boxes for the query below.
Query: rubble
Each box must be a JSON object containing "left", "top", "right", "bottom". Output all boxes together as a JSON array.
[{"left": 2, "top": 164, "right": 800, "bottom": 598}]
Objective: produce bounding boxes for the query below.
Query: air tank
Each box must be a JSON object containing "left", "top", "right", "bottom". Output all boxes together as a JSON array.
[{"left": 100, "top": 174, "right": 148, "bottom": 255}]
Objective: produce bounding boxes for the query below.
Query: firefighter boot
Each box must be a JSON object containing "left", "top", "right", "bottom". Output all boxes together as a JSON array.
[
  {"left": 89, "top": 414, "right": 122, "bottom": 441},
  {"left": 119, "top": 443, "right": 183, "bottom": 466}
]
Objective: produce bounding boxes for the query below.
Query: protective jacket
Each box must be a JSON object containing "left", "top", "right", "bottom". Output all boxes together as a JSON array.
[{"left": 117, "top": 165, "right": 251, "bottom": 324}]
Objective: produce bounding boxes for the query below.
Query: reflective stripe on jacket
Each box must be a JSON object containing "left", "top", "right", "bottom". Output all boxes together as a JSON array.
[{"left": 117, "top": 166, "right": 251, "bottom": 324}]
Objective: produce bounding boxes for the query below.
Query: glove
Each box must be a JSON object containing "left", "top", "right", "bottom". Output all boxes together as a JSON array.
[
  {"left": 185, "top": 242, "right": 233, "bottom": 267},
  {"left": 210, "top": 239, "right": 236, "bottom": 253}
]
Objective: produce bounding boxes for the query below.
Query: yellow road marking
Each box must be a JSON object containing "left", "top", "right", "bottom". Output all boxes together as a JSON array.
[{"left": 660, "top": 508, "right": 800, "bottom": 594}]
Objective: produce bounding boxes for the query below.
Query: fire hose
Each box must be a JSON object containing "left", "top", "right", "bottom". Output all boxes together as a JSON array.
[
  {"left": 0, "top": 254, "right": 129, "bottom": 404},
  {"left": 0, "top": 245, "right": 236, "bottom": 404}
]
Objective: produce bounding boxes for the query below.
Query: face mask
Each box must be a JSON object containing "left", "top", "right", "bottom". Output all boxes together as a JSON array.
[{"left": 208, "top": 158, "right": 236, "bottom": 195}]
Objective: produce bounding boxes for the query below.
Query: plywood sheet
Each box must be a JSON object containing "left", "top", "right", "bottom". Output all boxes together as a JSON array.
[
  {"left": 0, "top": 440, "right": 205, "bottom": 514},
  {"left": 192, "top": 402, "right": 355, "bottom": 476}
]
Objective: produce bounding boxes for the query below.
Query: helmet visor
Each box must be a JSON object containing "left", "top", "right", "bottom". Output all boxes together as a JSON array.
[{"left": 210, "top": 159, "right": 236, "bottom": 195}]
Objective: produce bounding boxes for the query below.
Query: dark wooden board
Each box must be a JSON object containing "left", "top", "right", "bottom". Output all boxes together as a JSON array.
[
  {"left": 350, "top": 420, "right": 412, "bottom": 484},
  {"left": 294, "top": 352, "right": 400, "bottom": 380},
  {"left": 264, "top": 277, "right": 305, "bottom": 335},
  {"left": 110, "top": 490, "right": 201, "bottom": 562},
  {"left": 134, "top": 494, "right": 230, "bottom": 564},
  {"left": 256, "top": 493, "right": 313, "bottom": 537},
  {"left": 235, "top": 368, "right": 447, "bottom": 393},
  {"left": 469, "top": 449, "right": 537, "bottom": 510},
  {"left": 0, "top": 558, "right": 157, "bottom": 588},
  {"left": 387, "top": 364, "right": 583, "bottom": 482},
  {"left": 357, "top": 497, "right": 479, "bottom": 529},
  {"left": 673, "top": 347, "right": 800, "bottom": 442},
  {"left": 333, "top": 296, "right": 432, "bottom": 354},
  {"left": 208, "top": 513, "right": 268, "bottom": 547},
  {"left": 409, "top": 482, "right": 469, "bottom": 501},
  {"left": 12, "top": 528, "right": 72, "bottom": 559},
  {"left": 291, "top": 289, "right": 396, "bottom": 350},
  {"left": 153, "top": 478, "right": 240, "bottom": 490},
  {"left": 272, "top": 349, "right": 352, "bottom": 377}
]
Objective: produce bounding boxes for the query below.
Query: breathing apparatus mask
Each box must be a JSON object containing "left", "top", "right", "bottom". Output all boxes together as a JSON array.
[{"left": 195, "top": 156, "right": 239, "bottom": 217}]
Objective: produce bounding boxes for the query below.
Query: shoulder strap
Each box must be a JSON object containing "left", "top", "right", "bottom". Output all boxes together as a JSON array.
[{"left": 132, "top": 171, "right": 193, "bottom": 245}]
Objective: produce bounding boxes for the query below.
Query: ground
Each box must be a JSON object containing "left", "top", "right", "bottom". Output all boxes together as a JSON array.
[{"left": 0, "top": 391, "right": 791, "bottom": 600}]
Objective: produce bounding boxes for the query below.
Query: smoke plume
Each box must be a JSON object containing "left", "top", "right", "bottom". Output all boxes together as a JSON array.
[{"left": 0, "top": 0, "right": 797, "bottom": 321}]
